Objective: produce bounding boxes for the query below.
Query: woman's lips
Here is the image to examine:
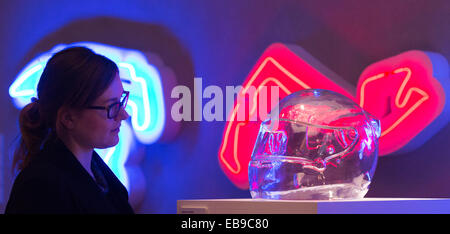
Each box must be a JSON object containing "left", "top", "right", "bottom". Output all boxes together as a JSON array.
[{"left": 112, "top": 126, "right": 121, "bottom": 132}]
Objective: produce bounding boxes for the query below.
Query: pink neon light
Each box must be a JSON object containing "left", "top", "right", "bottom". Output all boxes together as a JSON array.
[
  {"left": 218, "top": 43, "right": 355, "bottom": 189},
  {"left": 359, "top": 67, "right": 429, "bottom": 137},
  {"left": 219, "top": 45, "right": 447, "bottom": 189},
  {"left": 357, "top": 50, "right": 446, "bottom": 155}
]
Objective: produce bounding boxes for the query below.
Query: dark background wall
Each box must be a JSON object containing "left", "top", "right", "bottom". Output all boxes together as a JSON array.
[{"left": 0, "top": 0, "right": 448, "bottom": 213}]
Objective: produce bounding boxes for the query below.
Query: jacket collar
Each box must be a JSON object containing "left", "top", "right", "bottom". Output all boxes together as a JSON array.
[
  {"left": 33, "top": 137, "right": 133, "bottom": 213},
  {"left": 37, "top": 137, "right": 105, "bottom": 193}
]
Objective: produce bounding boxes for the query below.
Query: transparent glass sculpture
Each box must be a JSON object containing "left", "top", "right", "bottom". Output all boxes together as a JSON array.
[{"left": 249, "top": 89, "right": 380, "bottom": 200}]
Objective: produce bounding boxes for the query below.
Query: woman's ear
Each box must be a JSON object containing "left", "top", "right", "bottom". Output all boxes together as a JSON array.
[{"left": 56, "top": 107, "right": 76, "bottom": 130}]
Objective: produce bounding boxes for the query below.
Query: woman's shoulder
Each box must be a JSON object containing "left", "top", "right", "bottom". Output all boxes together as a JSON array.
[
  {"left": 15, "top": 139, "right": 74, "bottom": 185},
  {"left": 15, "top": 140, "right": 72, "bottom": 182},
  {"left": 13, "top": 159, "right": 66, "bottom": 188},
  {"left": 5, "top": 157, "right": 74, "bottom": 214}
]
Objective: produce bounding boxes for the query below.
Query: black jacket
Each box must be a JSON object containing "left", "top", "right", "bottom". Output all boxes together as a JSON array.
[{"left": 5, "top": 138, "right": 135, "bottom": 214}]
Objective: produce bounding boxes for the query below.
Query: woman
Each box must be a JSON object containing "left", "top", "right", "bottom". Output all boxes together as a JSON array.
[{"left": 5, "top": 46, "right": 134, "bottom": 214}]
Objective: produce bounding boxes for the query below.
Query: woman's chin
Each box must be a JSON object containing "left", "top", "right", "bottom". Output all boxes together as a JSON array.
[{"left": 96, "top": 137, "right": 120, "bottom": 149}]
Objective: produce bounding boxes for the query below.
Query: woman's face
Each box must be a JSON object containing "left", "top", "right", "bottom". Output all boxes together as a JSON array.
[{"left": 71, "top": 73, "right": 129, "bottom": 150}]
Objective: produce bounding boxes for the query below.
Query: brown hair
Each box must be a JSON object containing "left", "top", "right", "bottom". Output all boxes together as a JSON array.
[{"left": 13, "top": 46, "right": 118, "bottom": 172}]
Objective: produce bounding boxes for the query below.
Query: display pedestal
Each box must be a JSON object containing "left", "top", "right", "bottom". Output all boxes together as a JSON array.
[{"left": 177, "top": 198, "right": 450, "bottom": 214}]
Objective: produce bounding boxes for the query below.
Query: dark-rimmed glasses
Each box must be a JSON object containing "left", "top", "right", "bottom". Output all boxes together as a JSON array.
[{"left": 87, "top": 91, "right": 129, "bottom": 119}]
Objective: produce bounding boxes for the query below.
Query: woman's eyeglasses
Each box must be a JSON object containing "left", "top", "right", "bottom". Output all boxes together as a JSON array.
[{"left": 87, "top": 91, "right": 129, "bottom": 119}]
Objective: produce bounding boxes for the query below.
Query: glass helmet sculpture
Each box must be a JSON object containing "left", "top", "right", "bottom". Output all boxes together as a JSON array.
[{"left": 249, "top": 89, "right": 380, "bottom": 200}]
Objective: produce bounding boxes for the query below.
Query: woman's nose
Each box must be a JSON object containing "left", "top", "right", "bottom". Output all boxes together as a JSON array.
[{"left": 116, "top": 106, "right": 130, "bottom": 121}]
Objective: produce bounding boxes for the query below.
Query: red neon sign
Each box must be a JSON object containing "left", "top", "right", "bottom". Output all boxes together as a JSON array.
[
  {"left": 219, "top": 43, "right": 449, "bottom": 189},
  {"left": 357, "top": 51, "right": 447, "bottom": 155}
]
